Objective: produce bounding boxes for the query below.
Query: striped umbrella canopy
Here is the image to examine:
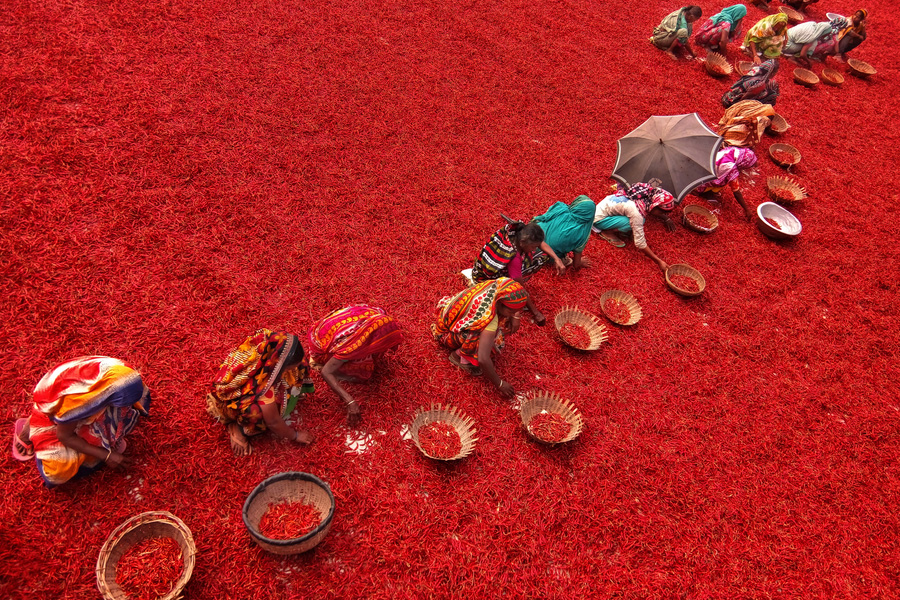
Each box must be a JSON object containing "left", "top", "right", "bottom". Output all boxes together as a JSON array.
[{"left": 612, "top": 113, "right": 723, "bottom": 202}]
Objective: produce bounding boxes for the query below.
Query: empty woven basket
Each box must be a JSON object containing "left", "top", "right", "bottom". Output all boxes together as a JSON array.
[
  {"left": 767, "top": 113, "right": 790, "bottom": 134},
  {"left": 410, "top": 403, "right": 478, "bottom": 461},
  {"left": 779, "top": 5, "right": 805, "bottom": 23},
  {"left": 600, "top": 289, "right": 642, "bottom": 326},
  {"left": 520, "top": 391, "right": 584, "bottom": 444},
  {"left": 554, "top": 306, "right": 607, "bottom": 350},
  {"left": 243, "top": 472, "right": 335, "bottom": 555},
  {"left": 847, "top": 58, "right": 876, "bottom": 78},
  {"left": 96, "top": 511, "right": 196, "bottom": 600},
  {"left": 793, "top": 67, "right": 819, "bottom": 87},
  {"left": 821, "top": 68, "right": 844, "bottom": 86}
]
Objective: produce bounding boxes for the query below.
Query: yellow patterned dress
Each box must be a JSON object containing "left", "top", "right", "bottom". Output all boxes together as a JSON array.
[{"left": 307, "top": 306, "right": 403, "bottom": 380}]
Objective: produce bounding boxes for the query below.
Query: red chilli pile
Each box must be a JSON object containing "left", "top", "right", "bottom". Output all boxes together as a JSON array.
[
  {"left": 765, "top": 217, "right": 783, "bottom": 231},
  {"left": 669, "top": 274, "right": 701, "bottom": 293},
  {"left": 528, "top": 412, "right": 571, "bottom": 443},
  {"left": 259, "top": 500, "right": 322, "bottom": 540},
  {"left": 772, "top": 150, "right": 796, "bottom": 165},
  {"left": 115, "top": 537, "right": 183, "bottom": 600},
  {"left": 559, "top": 323, "right": 591, "bottom": 348},
  {"left": 418, "top": 422, "right": 462, "bottom": 458},
  {"left": 604, "top": 299, "right": 632, "bottom": 324},
  {"left": 686, "top": 213, "right": 713, "bottom": 230}
]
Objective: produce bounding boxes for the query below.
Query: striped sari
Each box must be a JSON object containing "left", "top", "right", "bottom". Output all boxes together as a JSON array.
[
  {"left": 472, "top": 224, "right": 548, "bottom": 283},
  {"left": 29, "top": 356, "right": 150, "bottom": 488},
  {"left": 432, "top": 278, "right": 528, "bottom": 365},
  {"left": 307, "top": 306, "right": 403, "bottom": 381}
]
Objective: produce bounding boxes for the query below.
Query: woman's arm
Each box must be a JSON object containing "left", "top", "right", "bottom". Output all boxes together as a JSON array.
[
  {"left": 650, "top": 207, "right": 677, "bottom": 232},
  {"left": 321, "top": 357, "right": 361, "bottom": 425},
  {"left": 749, "top": 41, "right": 761, "bottom": 63},
  {"left": 260, "top": 402, "right": 312, "bottom": 443},
  {"left": 56, "top": 421, "right": 129, "bottom": 468},
  {"left": 539, "top": 241, "right": 566, "bottom": 274},
  {"left": 640, "top": 245, "right": 669, "bottom": 272},
  {"left": 477, "top": 329, "right": 514, "bottom": 398}
]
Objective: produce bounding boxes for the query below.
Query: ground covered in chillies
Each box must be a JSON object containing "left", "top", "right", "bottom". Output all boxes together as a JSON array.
[{"left": 2, "top": 0, "right": 899, "bottom": 598}]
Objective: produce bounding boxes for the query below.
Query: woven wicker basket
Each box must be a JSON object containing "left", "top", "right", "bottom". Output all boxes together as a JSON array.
[
  {"left": 520, "top": 391, "right": 583, "bottom": 444},
  {"left": 243, "top": 472, "right": 335, "bottom": 555},
  {"left": 734, "top": 60, "right": 753, "bottom": 77},
  {"left": 767, "top": 113, "right": 790, "bottom": 134},
  {"left": 554, "top": 306, "right": 607, "bottom": 351},
  {"left": 410, "top": 403, "right": 478, "bottom": 461},
  {"left": 793, "top": 67, "right": 819, "bottom": 87},
  {"left": 665, "top": 264, "right": 706, "bottom": 297},
  {"left": 704, "top": 52, "right": 732, "bottom": 77},
  {"left": 779, "top": 5, "right": 805, "bottom": 23},
  {"left": 682, "top": 204, "right": 719, "bottom": 234},
  {"left": 766, "top": 176, "right": 807, "bottom": 205},
  {"left": 769, "top": 143, "right": 801, "bottom": 167},
  {"left": 96, "top": 511, "right": 196, "bottom": 600},
  {"left": 821, "top": 68, "right": 844, "bottom": 86},
  {"left": 847, "top": 58, "right": 876, "bottom": 78},
  {"left": 599, "top": 289, "right": 642, "bottom": 326}
]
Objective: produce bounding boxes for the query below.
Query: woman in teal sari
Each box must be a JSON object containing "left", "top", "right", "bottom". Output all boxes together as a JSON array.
[
  {"left": 532, "top": 195, "right": 596, "bottom": 273},
  {"left": 695, "top": 5, "right": 747, "bottom": 55}
]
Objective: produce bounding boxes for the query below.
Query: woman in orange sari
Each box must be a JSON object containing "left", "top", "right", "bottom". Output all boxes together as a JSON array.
[{"left": 717, "top": 100, "right": 775, "bottom": 147}]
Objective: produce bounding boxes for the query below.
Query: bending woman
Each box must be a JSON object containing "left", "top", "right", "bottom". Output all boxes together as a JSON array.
[
  {"left": 308, "top": 305, "right": 403, "bottom": 426},
  {"left": 722, "top": 59, "right": 779, "bottom": 108},
  {"left": 695, "top": 4, "right": 747, "bottom": 55},
  {"left": 432, "top": 277, "right": 528, "bottom": 398},
  {"left": 532, "top": 195, "right": 596, "bottom": 273},
  {"left": 836, "top": 10, "right": 868, "bottom": 62},
  {"left": 592, "top": 181, "right": 676, "bottom": 272},
  {"left": 717, "top": 100, "right": 776, "bottom": 147},
  {"left": 742, "top": 13, "right": 789, "bottom": 63},
  {"left": 12, "top": 356, "right": 151, "bottom": 488},
  {"left": 783, "top": 21, "right": 836, "bottom": 67},
  {"left": 651, "top": 6, "right": 703, "bottom": 60},
  {"left": 472, "top": 217, "right": 562, "bottom": 326},
  {"left": 693, "top": 147, "right": 758, "bottom": 219},
  {"left": 207, "top": 329, "right": 315, "bottom": 456}
]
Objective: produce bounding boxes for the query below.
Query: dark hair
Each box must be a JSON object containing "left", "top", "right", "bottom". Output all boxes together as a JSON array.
[
  {"left": 516, "top": 222, "right": 545, "bottom": 245},
  {"left": 686, "top": 6, "right": 702, "bottom": 18}
]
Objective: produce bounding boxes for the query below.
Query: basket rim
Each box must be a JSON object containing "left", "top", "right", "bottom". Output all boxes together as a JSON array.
[
  {"left": 242, "top": 472, "right": 335, "bottom": 547},
  {"left": 599, "top": 289, "right": 642, "bottom": 325},
  {"left": 665, "top": 264, "right": 706, "bottom": 296},
  {"left": 410, "top": 403, "right": 478, "bottom": 460},
  {"left": 519, "top": 391, "right": 583, "bottom": 444},
  {"left": 554, "top": 306, "right": 607, "bottom": 349},
  {"left": 847, "top": 58, "right": 875, "bottom": 73}
]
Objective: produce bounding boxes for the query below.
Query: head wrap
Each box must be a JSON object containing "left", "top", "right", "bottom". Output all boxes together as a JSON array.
[
  {"left": 435, "top": 278, "right": 527, "bottom": 335},
  {"left": 710, "top": 5, "right": 747, "bottom": 31},
  {"left": 495, "top": 278, "right": 528, "bottom": 311},
  {"left": 623, "top": 183, "right": 675, "bottom": 217},
  {"left": 830, "top": 15, "right": 849, "bottom": 32},
  {"left": 211, "top": 329, "right": 299, "bottom": 404}
]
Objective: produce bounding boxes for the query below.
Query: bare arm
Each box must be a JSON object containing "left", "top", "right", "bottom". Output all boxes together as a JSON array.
[
  {"left": 513, "top": 281, "right": 545, "bottom": 326},
  {"left": 56, "top": 421, "right": 129, "bottom": 468},
  {"left": 321, "top": 357, "right": 361, "bottom": 425},
  {"left": 749, "top": 41, "right": 761, "bottom": 63},
  {"left": 639, "top": 245, "right": 669, "bottom": 272},
  {"left": 539, "top": 241, "right": 566, "bottom": 274},
  {"left": 477, "top": 328, "right": 514, "bottom": 398},
  {"left": 260, "top": 401, "right": 304, "bottom": 441}
]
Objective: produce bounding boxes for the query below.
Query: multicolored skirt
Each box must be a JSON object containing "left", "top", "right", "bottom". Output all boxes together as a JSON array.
[{"left": 695, "top": 20, "right": 741, "bottom": 48}]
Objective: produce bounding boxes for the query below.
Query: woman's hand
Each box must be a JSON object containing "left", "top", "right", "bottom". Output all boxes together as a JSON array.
[
  {"left": 105, "top": 451, "right": 130, "bottom": 469},
  {"left": 663, "top": 217, "right": 677, "bottom": 232},
  {"left": 531, "top": 308, "right": 546, "bottom": 326},
  {"left": 346, "top": 400, "right": 361, "bottom": 427},
  {"left": 294, "top": 429, "right": 314, "bottom": 445},
  {"left": 554, "top": 258, "right": 566, "bottom": 275},
  {"left": 498, "top": 380, "right": 515, "bottom": 398}
]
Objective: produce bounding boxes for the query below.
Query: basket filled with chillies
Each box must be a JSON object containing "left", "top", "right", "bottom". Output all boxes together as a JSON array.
[
  {"left": 704, "top": 52, "right": 732, "bottom": 77},
  {"left": 665, "top": 264, "right": 706, "bottom": 297},
  {"left": 682, "top": 204, "right": 719, "bottom": 233},
  {"left": 734, "top": 60, "right": 753, "bottom": 77},
  {"left": 600, "top": 290, "right": 642, "bottom": 326},
  {"left": 767, "top": 113, "right": 790, "bottom": 134},
  {"left": 96, "top": 511, "right": 196, "bottom": 600},
  {"left": 520, "top": 391, "right": 583, "bottom": 445},
  {"left": 410, "top": 403, "right": 478, "bottom": 461},
  {"left": 554, "top": 306, "right": 607, "bottom": 351},
  {"left": 769, "top": 143, "right": 801, "bottom": 168},
  {"left": 242, "top": 472, "right": 335, "bottom": 555}
]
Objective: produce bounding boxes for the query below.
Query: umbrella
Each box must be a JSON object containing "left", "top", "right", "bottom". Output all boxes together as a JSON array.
[{"left": 612, "top": 113, "right": 723, "bottom": 203}]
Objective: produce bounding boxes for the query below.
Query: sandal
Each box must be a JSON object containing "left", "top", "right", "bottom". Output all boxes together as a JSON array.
[
  {"left": 11, "top": 418, "right": 34, "bottom": 462},
  {"left": 600, "top": 233, "right": 626, "bottom": 248},
  {"left": 448, "top": 352, "right": 482, "bottom": 377}
]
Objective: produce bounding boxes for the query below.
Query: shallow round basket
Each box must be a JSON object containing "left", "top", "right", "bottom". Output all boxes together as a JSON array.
[
  {"left": 779, "top": 5, "right": 805, "bottom": 23},
  {"left": 757, "top": 202, "right": 802, "bottom": 240},
  {"left": 243, "top": 472, "right": 335, "bottom": 555},
  {"left": 821, "top": 68, "right": 844, "bottom": 86},
  {"left": 410, "top": 403, "right": 478, "bottom": 461},
  {"left": 847, "top": 58, "right": 876, "bottom": 78},
  {"left": 600, "top": 289, "right": 642, "bottom": 326},
  {"left": 766, "top": 176, "right": 807, "bottom": 205},
  {"left": 554, "top": 306, "right": 607, "bottom": 351},
  {"left": 682, "top": 204, "right": 719, "bottom": 234},
  {"left": 704, "top": 52, "right": 732, "bottom": 77},
  {"left": 734, "top": 60, "right": 753, "bottom": 77},
  {"left": 793, "top": 67, "right": 819, "bottom": 87},
  {"left": 520, "top": 391, "right": 583, "bottom": 445},
  {"left": 769, "top": 143, "right": 801, "bottom": 167},
  {"left": 96, "top": 511, "right": 196, "bottom": 600},
  {"left": 767, "top": 113, "right": 790, "bottom": 134},
  {"left": 665, "top": 264, "right": 706, "bottom": 297}
]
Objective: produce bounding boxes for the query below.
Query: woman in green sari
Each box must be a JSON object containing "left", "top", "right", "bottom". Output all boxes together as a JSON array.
[
  {"left": 651, "top": 6, "right": 703, "bottom": 60},
  {"left": 532, "top": 195, "right": 596, "bottom": 273}
]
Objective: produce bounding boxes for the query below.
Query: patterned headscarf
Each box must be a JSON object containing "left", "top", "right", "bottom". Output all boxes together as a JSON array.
[
  {"left": 435, "top": 278, "right": 527, "bottom": 335},
  {"left": 622, "top": 183, "right": 677, "bottom": 217},
  {"left": 210, "top": 329, "right": 300, "bottom": 406},
  {"left": 746, "top": 13, "right": 788, "bottom": 42},
  {"left": 830, "top": 15, "right": 849, "bottom": 32}
]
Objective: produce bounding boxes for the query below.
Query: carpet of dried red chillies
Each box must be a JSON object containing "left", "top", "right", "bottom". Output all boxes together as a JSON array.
[
  {"left": 258, "top": 501, "right": 321, "bottom": 540},
  {"left": 2, "top": 0, "right": 899, "bottom": 598},
  {"left": 115, "top": 537, "right": 182, "bottom": 600},
  {"left": 417, "top": 422, "right": 463, "bottom": 459}
]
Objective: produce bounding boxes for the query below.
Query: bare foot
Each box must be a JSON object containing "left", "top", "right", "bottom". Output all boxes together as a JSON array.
[
  {"left": 295, "top": 429, "right": 314, "bottom": 445},
  {"left": 666, "top": 51, "right": 678, "bottom": 61},
  {"left": 227, "top": 422, "right": 251, "bottom": 456}
]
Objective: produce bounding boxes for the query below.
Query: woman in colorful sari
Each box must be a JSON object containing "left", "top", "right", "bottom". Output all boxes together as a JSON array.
[
  {"left": 695, "top": 5, "right": 747, "bottom": 55},
  {"left": 722, "top": 59, "right": 780, "bottom": 108},
  {"left": 432, "top": 278, "right": 529, "bottom": 398},
  {"left": 742, "top": 13, "right": 789, "bottom": 64},
  {"left": 592, "top": 180, "right": 675, "bottom": 272},
  {"left": 11, "top": 356, "right": 151, "bottom": 488},
  {"left": 472, "top": 218, "right": 560, "bottom": 327},
  {"left": 693, "top": 146, "right": 757, "bottom": 220},
  {"left": 308, "top": 305, "right": 403, "bottom": 426},
  {"left": 207, "top": 330, "right": 315, "bottom": 456},
  {"left": 651, "top": 6, "right": 703, "bottom": 60},
  {"left": 717, "top": 99, "right": 776, "bottom": 147},
  {"left": 836, "top": 10, "right": 868, "bottom": 62},
  {"left": 532, "top": 195, "right": 596, "bottom": 273},
  {"left": 783, "top": 21, "right": 836, "bottom": 67}
]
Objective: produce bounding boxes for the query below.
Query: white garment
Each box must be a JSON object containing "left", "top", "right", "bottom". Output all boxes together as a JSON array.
[{"left": 593, "top": 195, "right": 648, "bottom": 249}]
